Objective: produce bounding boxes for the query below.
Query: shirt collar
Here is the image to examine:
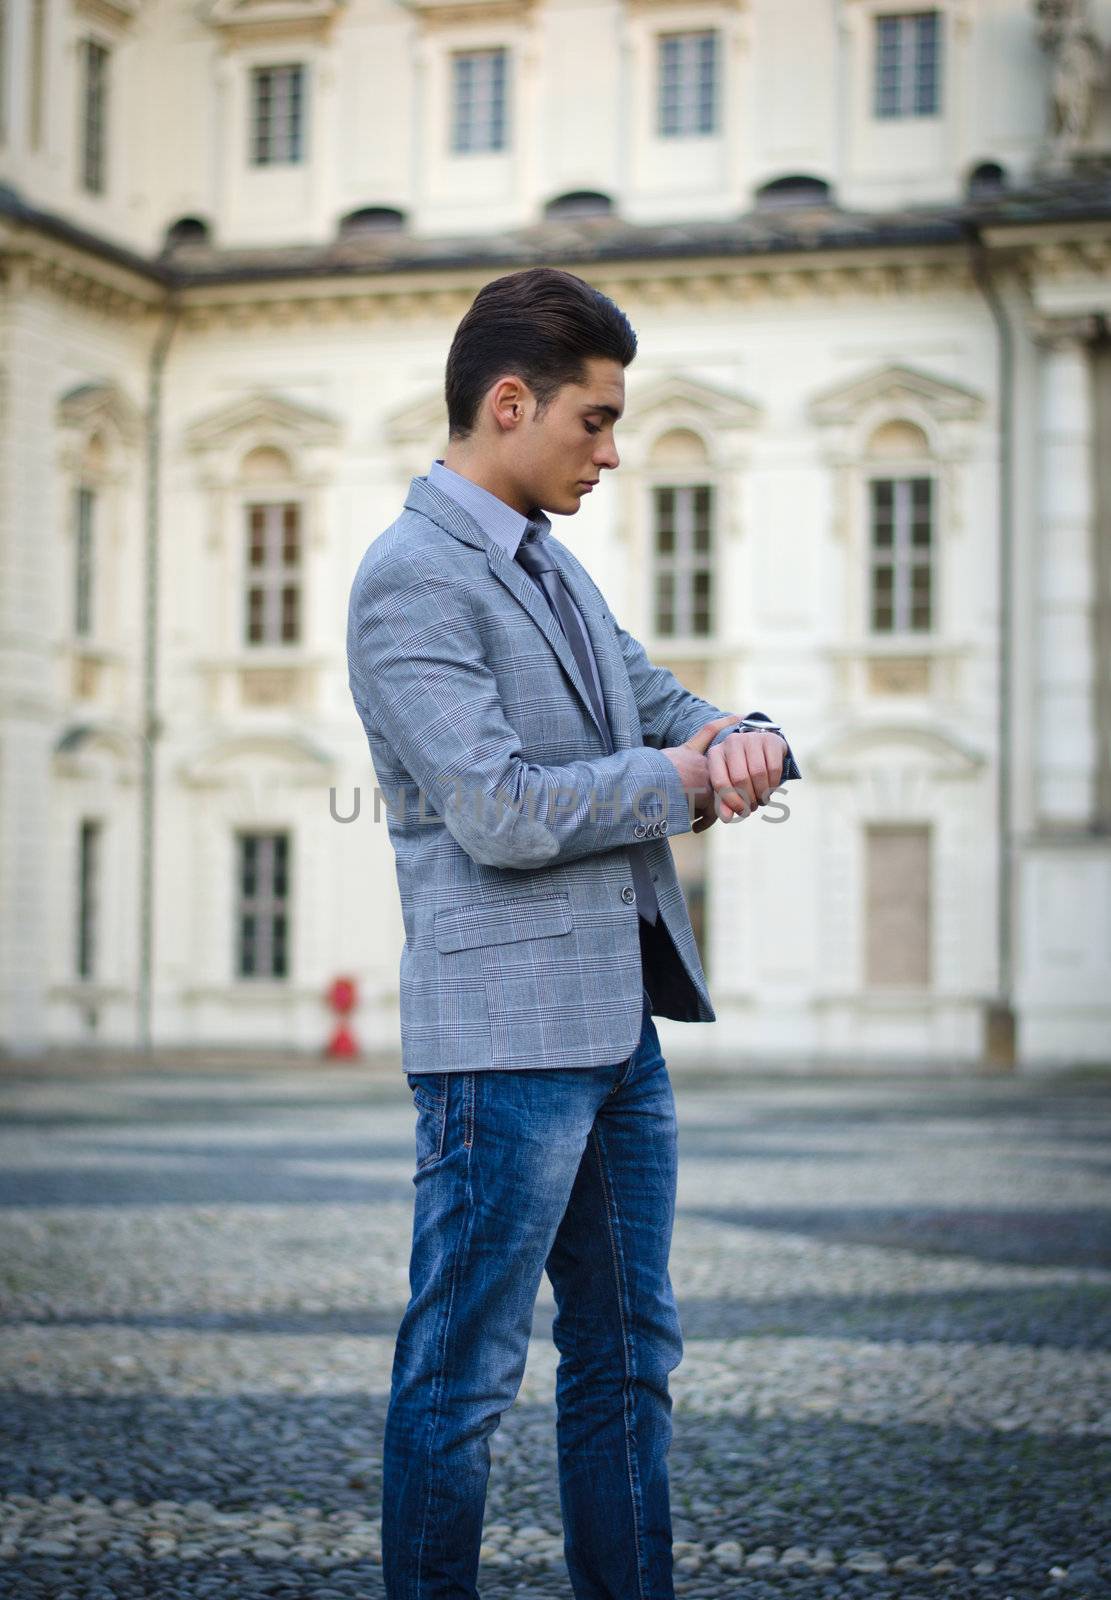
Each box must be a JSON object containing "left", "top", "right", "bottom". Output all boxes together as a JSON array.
[{"left": 428, "top": 459, "right": 551, "bottom": 558}]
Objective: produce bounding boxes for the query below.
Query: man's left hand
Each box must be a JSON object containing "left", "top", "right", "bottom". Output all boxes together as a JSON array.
[{"left": 703, "top": 728, "right": 788, "bottom": 825}]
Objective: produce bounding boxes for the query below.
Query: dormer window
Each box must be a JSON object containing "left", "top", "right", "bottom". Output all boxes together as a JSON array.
[
  {"left": 451, "top": 48, "right": 508, "bottom": 154},
  {"left": 874, "top": 11, "right": 941, "bottom": 119},
  {"left": 250, "top": 63, "right": 306, "bottom": 165}
]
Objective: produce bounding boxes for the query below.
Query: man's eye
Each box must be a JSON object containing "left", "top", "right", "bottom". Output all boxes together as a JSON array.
[{"left": 584, "top": 422, "right": 601, "bottom": 435}]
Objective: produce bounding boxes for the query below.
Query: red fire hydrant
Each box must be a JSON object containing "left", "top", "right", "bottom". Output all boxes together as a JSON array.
[{"left": 325, "top": 975, "right": 360, "bottom": 1060}]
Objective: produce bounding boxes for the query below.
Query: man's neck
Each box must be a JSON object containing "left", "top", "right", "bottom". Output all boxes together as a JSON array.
[{"left": 440, "top": 450, "right": 531, "bottom": 517}]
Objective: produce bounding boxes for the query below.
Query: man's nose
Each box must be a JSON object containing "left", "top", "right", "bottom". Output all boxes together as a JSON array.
[{"left": 595, "top": 439, "right": 619, "bottom": 471}]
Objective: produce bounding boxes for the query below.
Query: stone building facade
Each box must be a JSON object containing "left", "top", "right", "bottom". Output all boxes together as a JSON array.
[{"left": 1, "top": 0, "right": 1109, "bottom": 1065}]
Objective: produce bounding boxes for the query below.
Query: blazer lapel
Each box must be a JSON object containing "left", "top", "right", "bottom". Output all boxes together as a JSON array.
[
  {"left": 483, "top": 541, "right": 614, "bottom": 748},
  {"left": 405, "top": 474, "right": 615, "bottom": 746},
  {"left": 549, "top": 548, "right": 633, "bottom": 751}
]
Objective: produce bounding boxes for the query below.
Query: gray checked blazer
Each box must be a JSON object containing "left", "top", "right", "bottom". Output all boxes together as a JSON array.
[{"left": 347, "top": 472, "right": 780, "bottom": 1074}]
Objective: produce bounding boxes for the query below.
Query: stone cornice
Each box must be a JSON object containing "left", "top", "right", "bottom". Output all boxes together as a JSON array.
[
  {"left": 810, "top": 362, "right": 985, "bottom": 428},
  {"left": 4, "top": 178, "right": 1111, "bottom": 326},
  {"left": 73, "top": 0, "right": 139, "bottom": 31},
  {"left": 399, "top": 0, "right": 537, "bottom": 27},
  {"left": 204, "top": 0, "right": 344, "bottom": 46}
]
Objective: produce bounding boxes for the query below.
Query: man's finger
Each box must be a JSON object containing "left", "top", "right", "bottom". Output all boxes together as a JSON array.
[
  {"left": 683, "top": 714, "right": 741, "bottom": 755},
  {"left": 707, "top": 744, "right": 755, "bottom": 820}
]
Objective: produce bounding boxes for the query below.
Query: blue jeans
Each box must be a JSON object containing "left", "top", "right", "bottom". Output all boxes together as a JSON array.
[{"left": 383, "top": 986, "right": 682, "bottom": 1599}]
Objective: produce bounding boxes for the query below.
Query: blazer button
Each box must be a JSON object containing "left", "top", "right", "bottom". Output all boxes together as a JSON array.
[
  {"left": 620, "top": 885, "right": 635, "bottom": 904},
  {"left": 633, "top": 823, "right": 646, "bottom": 838}
]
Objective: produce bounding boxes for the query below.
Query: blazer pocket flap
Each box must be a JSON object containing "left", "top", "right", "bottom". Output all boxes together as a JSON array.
[{"left": 434, "top": 893, "right": 573, "bottom": 953}]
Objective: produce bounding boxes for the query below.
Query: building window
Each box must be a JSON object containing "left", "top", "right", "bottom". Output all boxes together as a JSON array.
[
  {"left": 76, "top": 819, "right": 101, "bottom": 980},
  {"left": 868, "top": 476, "right": 933, "bottom": 632},
  {"left": 874, "top": 11, "right": 941, "bottom": 118},
  {"left": 865, "top": 824, "right": 930, "bottom": 987},
  {"left": 652, "top": 484, "right": 714, "bottom": 637},
  {"left": 244, "top": 501, "right": 302, "bottom": 646},
  {"left": 658, "top": 31, "right": 718, "bottom": 138},
  {"left": 250, "top": 64, "right": 305, "bottom": 165},
  {"left": 451, "top": 48, "right": 508, "bottom": 154},
  {"left": 80, "top": 38, "right": 109, "bottom": 192},
  {"left": 74, "top": 485, "right": 95, "bottom": 638},
  {"left": 237, "top": 832, "right": 290, "bottom": 979}
]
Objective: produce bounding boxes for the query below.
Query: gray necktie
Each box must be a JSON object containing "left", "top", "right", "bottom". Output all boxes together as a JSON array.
[{"left": 515, "top": 528, "right": 660, "bottom": 926}]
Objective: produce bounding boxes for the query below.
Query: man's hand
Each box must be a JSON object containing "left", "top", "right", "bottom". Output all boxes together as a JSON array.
[
  {"left": 706, "top": 726, "right": 788, "bottom": 823},
  {"left": 661, "top": 715, "right": 739, "bottom": 834}
]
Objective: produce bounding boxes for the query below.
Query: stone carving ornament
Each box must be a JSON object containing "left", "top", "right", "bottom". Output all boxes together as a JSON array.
[{"left": 1035, "top": 0, "right": 1106, "bottom": 159}]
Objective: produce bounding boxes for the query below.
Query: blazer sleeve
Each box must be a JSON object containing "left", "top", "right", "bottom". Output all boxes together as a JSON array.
[
  {"left": 606, "top": 609, "right": 734, "bottom": 749},
  {"left": 347, "top": 556, "right": 694, "bottom": 872},
  {"left": 608, "top": 611, "right": 801, "bottom": 781}
]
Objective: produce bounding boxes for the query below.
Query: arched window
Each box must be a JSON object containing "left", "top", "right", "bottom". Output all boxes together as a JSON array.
[
  {"left": 648, "top": 428, "right": 714, "bottom": 639},
  {"left": 864, "top": 420, "right": 934, "bottom": 635},
  {"left": 240, "top": 446, "right": 302, "bottom": 648}
]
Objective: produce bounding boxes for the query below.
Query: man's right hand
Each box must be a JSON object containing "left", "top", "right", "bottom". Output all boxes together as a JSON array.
[{"left": 661, "top": 715, "right": 740, "bottom": 834}]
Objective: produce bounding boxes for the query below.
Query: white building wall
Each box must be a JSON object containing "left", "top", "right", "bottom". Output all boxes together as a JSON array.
[
  {"left": 6, "top": 2, "right": 1110, "bottom": 253},
  {"left": 1, "top": 0, "right": 1110, "bottom": 1065}
]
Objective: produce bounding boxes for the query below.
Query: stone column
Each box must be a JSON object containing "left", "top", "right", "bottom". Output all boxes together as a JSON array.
[{"left": 1035, "top": 320, "right": 1098, "bottom": 826}]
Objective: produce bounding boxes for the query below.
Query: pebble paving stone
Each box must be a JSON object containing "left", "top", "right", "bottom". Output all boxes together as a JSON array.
[{"left": 0, "top": 1057, "right": 1108, "bottom": 1599}]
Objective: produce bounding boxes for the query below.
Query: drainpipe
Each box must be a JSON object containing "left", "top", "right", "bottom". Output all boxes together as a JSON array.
[
  {"left": 965, "top": 222, "right": 1016, "bottom": 1068},
  {"left": 138, "top": 297, "right": 181, "bottom": 1061}
]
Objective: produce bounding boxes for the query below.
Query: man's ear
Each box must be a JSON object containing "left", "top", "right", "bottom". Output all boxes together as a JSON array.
[{"left": 490, "top": 376, "right": 528, "bottom": 433}]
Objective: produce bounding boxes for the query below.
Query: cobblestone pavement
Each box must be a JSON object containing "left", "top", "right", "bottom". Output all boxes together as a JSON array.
[{"left": 0, "top": 1056, "right": 1108, "bottom": 1600}]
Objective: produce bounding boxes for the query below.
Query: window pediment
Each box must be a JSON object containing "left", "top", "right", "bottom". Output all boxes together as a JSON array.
[
  {"left": 810, "top": 363, "right": 985, "bottom": 428},
  {"left": 185, "top": 392, "right": 342, "bottom": 458},
  {"left": 57, "top": 381, "right": 144, "bottom": 448},
  {"left": 54, "top": 722, "right": 139, "bottom": 781},
  {"left": 398, "top": 0, "right": 535, "bottom": 26},
  {"left": 181, "top": 732, "right": 334, "bottom": 789},
  {"left": 626, "top": 373, "right": 761, "bottom": 432},
  {"left": 385, "top": 389, "right": 449, "bottom": 448},
  {"left": 73, "top": 0, "right": 139, "bottom": 30},
  {"left": 807, "top": 720, "right": 986, "bottom": 782},
  {"left": 620, "top": 373, "right": 760, "bottom": 470},
  {"left": 204, "top": 0, "right": 343, "bottom": 43}
]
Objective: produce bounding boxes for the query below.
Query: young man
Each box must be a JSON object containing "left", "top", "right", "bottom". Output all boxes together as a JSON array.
[{"left": 346, "top": 266, "right": 800, "bottom": 1599}]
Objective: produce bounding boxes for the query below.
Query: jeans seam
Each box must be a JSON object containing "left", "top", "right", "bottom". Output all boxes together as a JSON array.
[
  {"left": 463, "top": 1072, "right": 475, "bottom": 1149},
  {"left": 415, "top": 1100, "right": 476, "bottom": 1595},
  {"left": 591, "top": 1123, "right": 648, "bottom": 1600}
]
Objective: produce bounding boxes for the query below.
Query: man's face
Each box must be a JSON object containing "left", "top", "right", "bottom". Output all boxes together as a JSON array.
[{"left": 507, "top": 356, "right": 625, "bottom": 517}]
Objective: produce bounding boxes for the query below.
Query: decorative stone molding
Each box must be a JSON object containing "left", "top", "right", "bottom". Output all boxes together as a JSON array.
[
  {"left": 810, "top": 362, "right": 985, "bottom": 430},
  {"left": 624, "top": 0, "right": 747, "bottom": 10},
  {"left": 1028, "top": 310, "right": 1103, "bottom": 348},
  {"left": 809, "top": 361, "right": 985, "bottom": 564},
  {"left": 180, "top": 731, "right": 336, "bottom": 790},
  {"left": 617, "top": 372, "right": 761, "bottom": 472},
  {"left": 204, "top": 0, "right": 345, "bottom": 46},
  {"left": 53, "top": 722, "right": 141, "bottom": 784},
  {"left": 384, "top": 387, "right": 450, "bottom": 477},
  {"left": 399, "top": 0, "right": 536, "bottom": 26},
  {"left": 56, "top": 381, "right": 145, "bottom": 459},
  {"left": 807, "top": 720, "right": 986, "bottom": 784},
  {"left": 73, "top": 0, "right": 139, "bottom": 30},
  {"left": 184, "top": 391, "right": 342, "bottom": 489}
]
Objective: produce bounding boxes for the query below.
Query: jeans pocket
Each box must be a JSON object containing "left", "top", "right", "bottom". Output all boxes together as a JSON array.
[{"left": 408, "top": 1073, "right": 448, "bottom": 1170}]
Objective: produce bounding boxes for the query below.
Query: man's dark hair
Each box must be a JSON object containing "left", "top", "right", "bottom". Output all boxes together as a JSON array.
[{"left": 445, "top": 266, "right": 637, "bottom": 440}]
